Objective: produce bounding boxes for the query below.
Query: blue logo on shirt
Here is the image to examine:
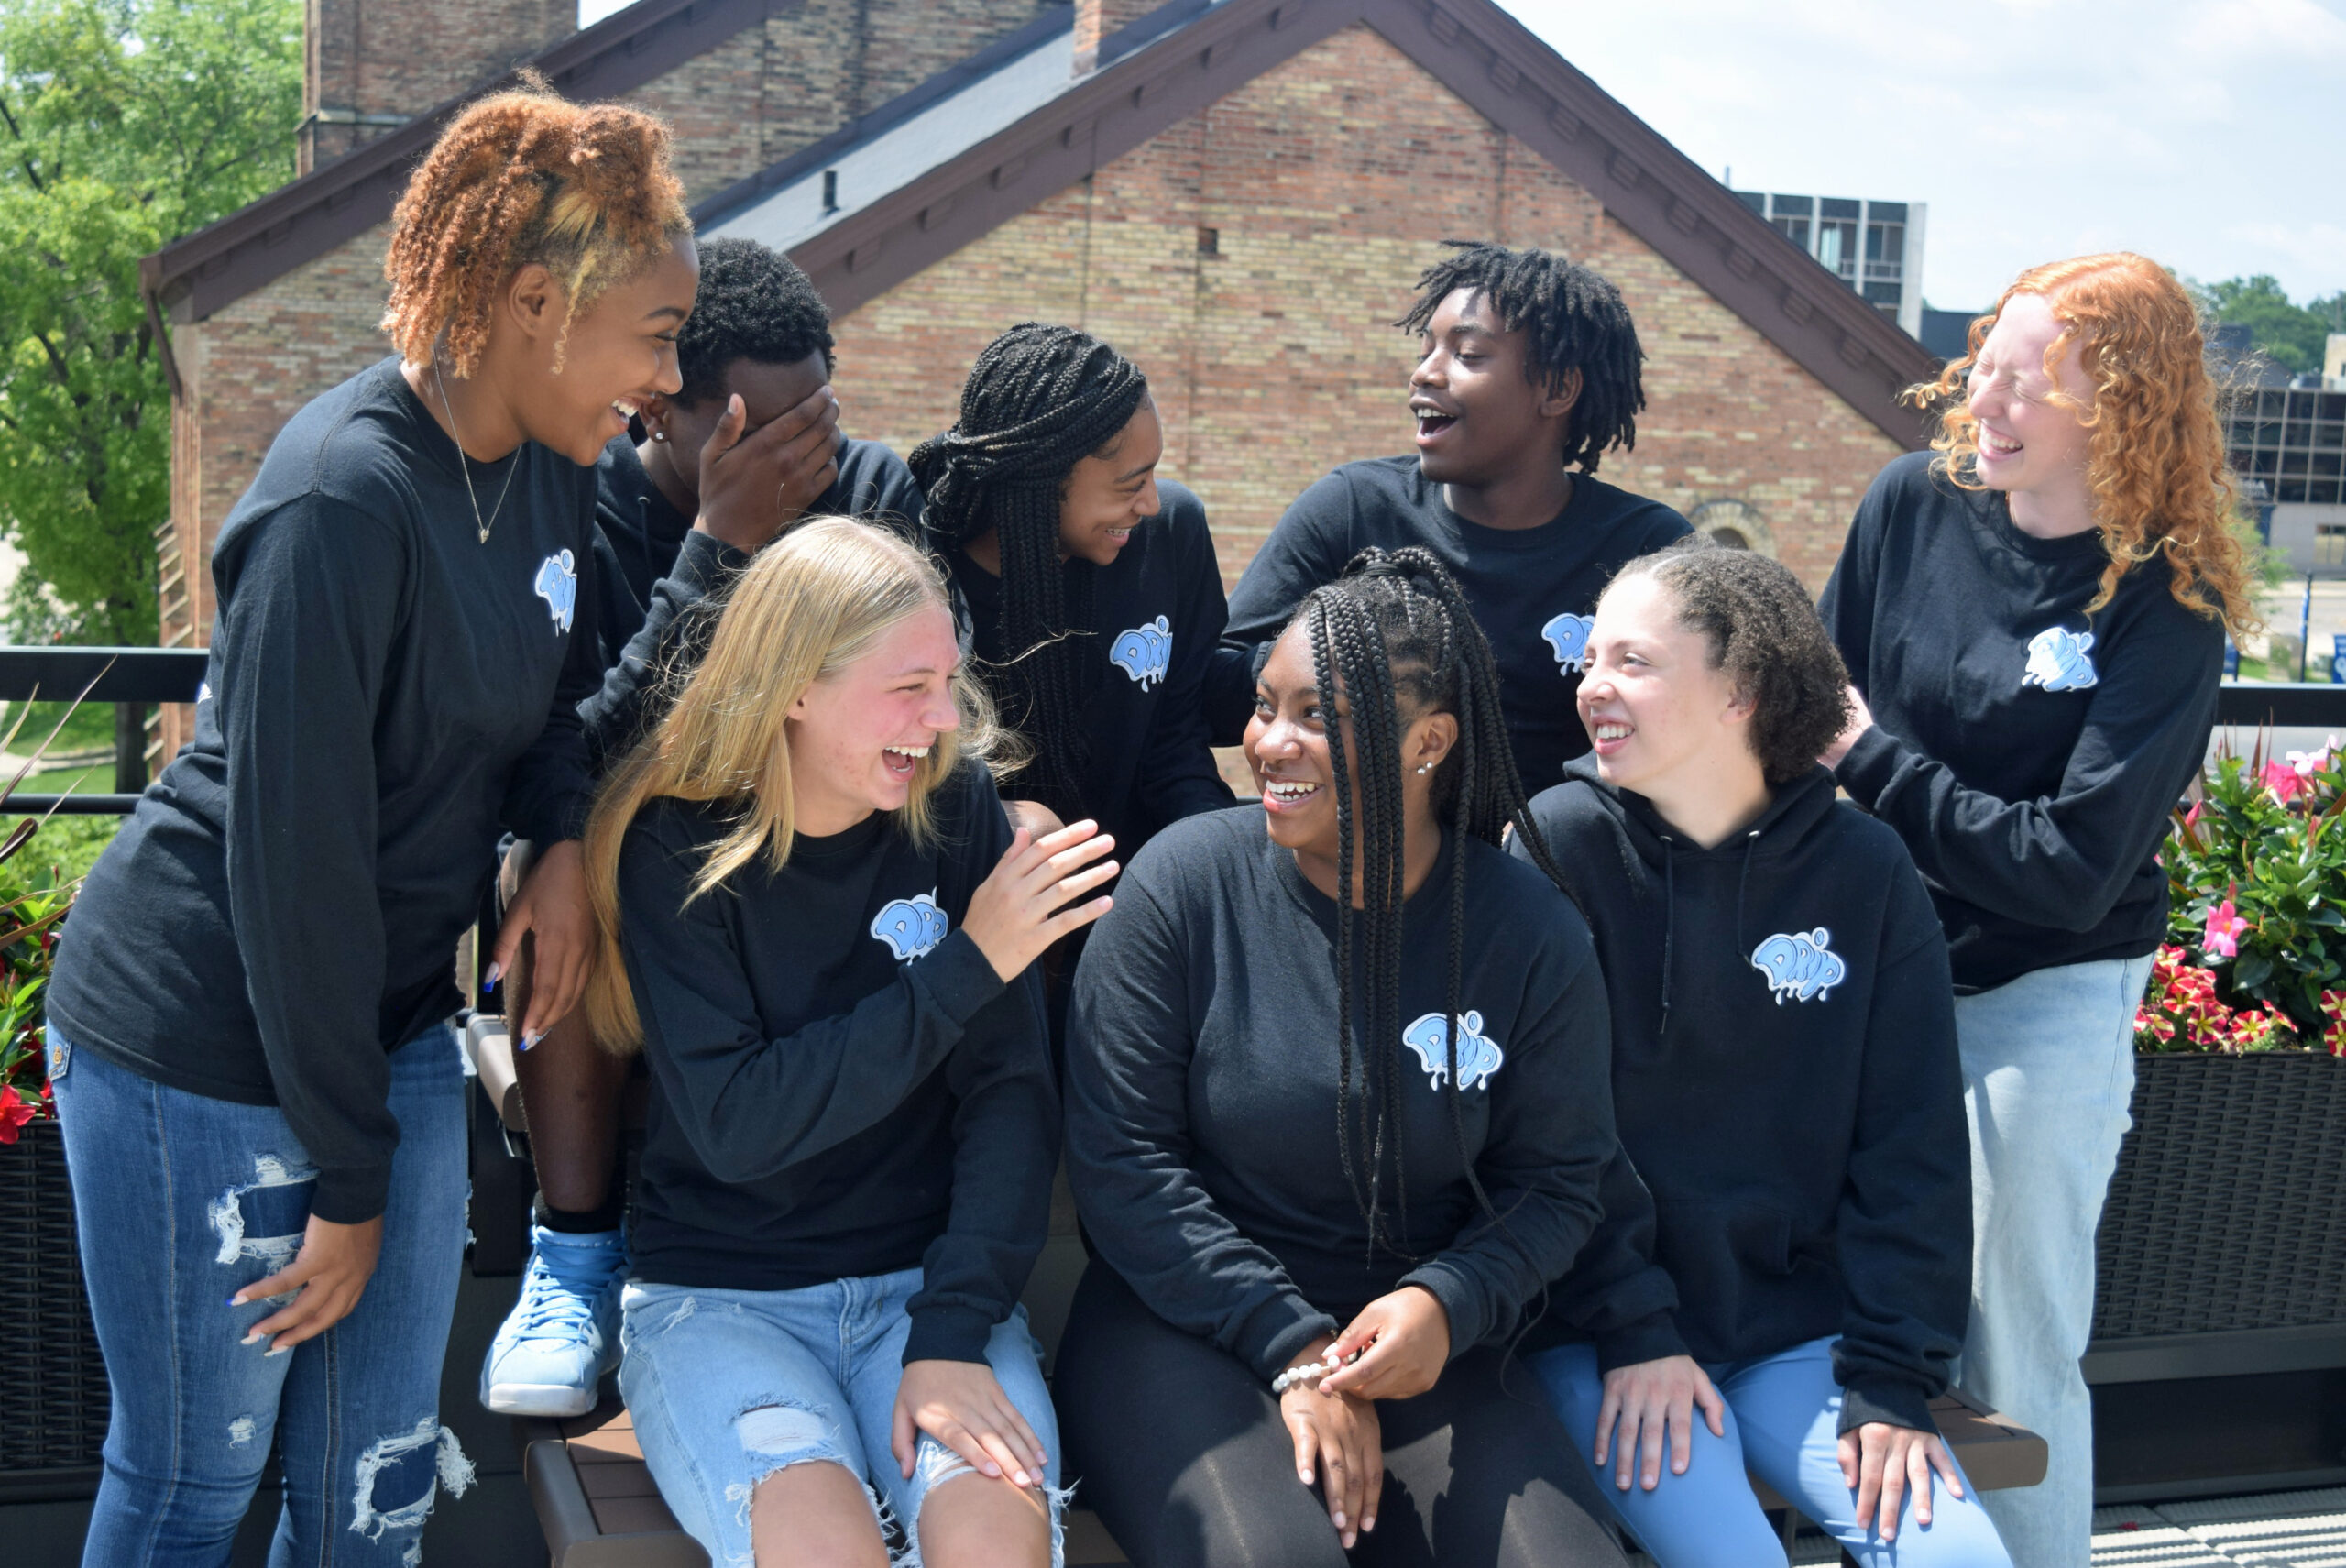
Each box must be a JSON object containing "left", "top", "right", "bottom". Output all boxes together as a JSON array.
[
  {"left": 1400, "top": 1009, "right": 1506, "bottom": 1091},
  {"left": 1540, "top": 612, "right": 1595, "bottom": 674},
  {"left": 534, "top": 550, "right": 577, "bottom": 635},
  {"left": 871, "top": 889, "right": 948, "bottom": 961},
  {"left": 1109, "top": 615, "right": 1173, "bottom": 689},
  {"left": 1750, "top": 927, "right": 1847, "bottom": 1003},
  {"left": 2022, "top": 626, "right": 2098, "bottom": 693}
]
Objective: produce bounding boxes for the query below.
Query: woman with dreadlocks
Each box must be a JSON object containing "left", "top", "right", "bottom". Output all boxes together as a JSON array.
[
  {"left": 1217, "top": 242, "right": 1690, "bottom": 797},
  {"left": 1058, "top": 548, "right": 1628, "bottom": 1567},
  {"left": 45, "top": 82, "right": 693, "bottom": 1563},
  {"left": 1514, "top": 542, "right": 2005, "bottom": 1567},
  {"left": 911, "top": 323, "right": 1232, "bottom": 854}
]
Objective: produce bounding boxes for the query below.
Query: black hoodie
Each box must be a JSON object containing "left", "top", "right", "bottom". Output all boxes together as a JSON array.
[{"left": 1513, "top": 760, "right": 1971, "bottom": 1434}]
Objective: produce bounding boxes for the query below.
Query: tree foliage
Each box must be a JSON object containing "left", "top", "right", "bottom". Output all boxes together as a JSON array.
[
  {"left": 2195, "top": 274, "right": 2346, "bottom": 377},
  {"left": 0, "top": 0, "right": 300, "bottom": 643}
]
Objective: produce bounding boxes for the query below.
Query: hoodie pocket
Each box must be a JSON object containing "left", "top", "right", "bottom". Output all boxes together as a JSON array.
[{"left": 1651, "top": 1200, "right": 1799, "bottom": 1346}]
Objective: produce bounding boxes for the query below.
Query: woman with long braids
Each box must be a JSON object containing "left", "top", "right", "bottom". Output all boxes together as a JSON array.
[
  {"left": 911, "top": 323, "right": 1232, "bottom": 851},
  {"left": 586, "top": 518, "right": 1102, "bottom": 1568},
  {"left": 44, "top": 82, "right": 693, "bottom": 1563},
  {"left": 1816, "top": 255, "right": 2251, "bottom": 1565},
  {"left": 1515, "top": 542, "right": 2006, "bottom": 1567},
  {"left": 1058, "top": 548, "right": 1628, "bottom": 1567}
]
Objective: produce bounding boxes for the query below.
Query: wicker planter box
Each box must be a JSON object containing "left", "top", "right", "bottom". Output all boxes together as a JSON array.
[
  {"left": 2093, "top": 1051, "right": 2346, "bottom": 1347},
  {"left": 0, "top": 1115, "right": 108, "bottom": 1475}
]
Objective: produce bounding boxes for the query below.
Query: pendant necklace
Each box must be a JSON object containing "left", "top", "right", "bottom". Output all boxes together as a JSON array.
[{"left": 433, "top": 362, "right": 518, "bottom": 545}]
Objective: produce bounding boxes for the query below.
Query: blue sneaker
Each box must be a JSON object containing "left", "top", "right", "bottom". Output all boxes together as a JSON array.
[{"left": 479, "top": 1224, "right": 626, "bottom": 1417}]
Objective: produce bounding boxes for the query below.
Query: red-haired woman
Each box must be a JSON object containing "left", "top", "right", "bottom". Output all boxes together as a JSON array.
[
  {"left": 1816, "top": 254, "right": 2254, "bottom": 1567},
  {"left": 44, "top": 84, "right": 696, "bottom": 1565}
]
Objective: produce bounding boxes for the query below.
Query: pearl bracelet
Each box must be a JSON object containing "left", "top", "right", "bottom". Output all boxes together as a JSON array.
[{"left": 1272, "top": 1347, "right": 1357, "bottom": 1394}]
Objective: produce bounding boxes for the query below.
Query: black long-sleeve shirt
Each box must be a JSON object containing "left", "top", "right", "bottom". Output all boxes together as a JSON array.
[
  {"left": 1817, "top": 451, "right": 2225, "bottom": 992},
  {"left": 49, "top": 358, "right": 601, "bottom": 1223},
  {"left": 580, "top": 433, "right": 926, "bottom": 763},
  {"left": 617, "top": 762, "right": 1056, "bottom": 1365},
  {"left": 1516, "top": 761, "right": 1972, "bottom": 1435},
  {"left": 943, "top": 478, "right": 1233, "bottom": 855},
  {"left": 1215, "top": 456, "right": 1689, "bottom": 795},
  {"left": 1066, "top": 805, "right": 1616, "bottom": 1383}
]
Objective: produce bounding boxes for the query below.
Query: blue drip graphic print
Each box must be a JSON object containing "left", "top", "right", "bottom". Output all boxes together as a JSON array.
[
  {"left": 2022, "top": 625, "right": 2098, "bottom": 692},
  {"left": 1399, "top": 1009, "right": 1506, "bottom": 1090},
  {"left": 871, "top": 889, "right": 949, "bottom": 961},
  {"left": 1749, "top": 927, "right": 1846, "bottom": 1003},
  {"left": 1540, "top": 612, "right": 1595, "bottom": 674},
  {"left": 534, "top": 549, "right": 578, "bottom": 635},
  {"left": 1110, "top": 615, "right": 1173, "bottom": 688}
]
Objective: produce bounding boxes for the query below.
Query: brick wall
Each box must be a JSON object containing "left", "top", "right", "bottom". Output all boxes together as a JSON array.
[
  {"left": 304, "top": 0, "right": 573, "bottom": 170},
  {"left": 828, "top": 22, "right": 1903, "bottom": 595},
  {"left": 159, "top": 0, "right": 1053, "bottom": 754}
]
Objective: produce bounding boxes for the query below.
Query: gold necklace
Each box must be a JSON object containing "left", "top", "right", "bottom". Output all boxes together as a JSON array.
[{"left": 432, "top": 363, "right": 519, "bottom": 545}]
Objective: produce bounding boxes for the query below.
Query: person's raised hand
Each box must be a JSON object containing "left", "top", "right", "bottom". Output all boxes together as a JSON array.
[
  {"left": 1820, "top": 683, "right": 1876, "bottom": 770},
  {"left": 960, "top": 820, "right": 1116, "bottom": 981},
  {"left": 892, "top": 1359, "right": 1047, "bottom": 1488},
  {"left": 694, "top": 385, "right": 843, "bottom": 554},
  {"left": 1593, "top": 1354, "right": 1727, "bottom": 1492},
  {"left": 1840, "top": 1421, "right": 1964, "bottom": 1543},
  {"left": 1279, "top": 1335, "right": 1384, "bottom": 1551},
  {"left": 490, "top": 839, "right": 593, "bottom": 1047},
  {"left": 1318, "top": 1285, "right": 1450, "bottom": 1403},
  {"left": 231, "top": 1212, "right": 384, "bottom": 1354}
]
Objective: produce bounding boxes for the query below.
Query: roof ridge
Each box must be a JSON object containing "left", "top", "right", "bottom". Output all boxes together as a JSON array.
[{"left": 141, "top": 0, "right": 789, "bottom": 323}]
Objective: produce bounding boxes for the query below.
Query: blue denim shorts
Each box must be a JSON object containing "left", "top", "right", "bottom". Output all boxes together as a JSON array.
[{"left": 618, "top": 1266, "right": 1063, "bottom": 1568}]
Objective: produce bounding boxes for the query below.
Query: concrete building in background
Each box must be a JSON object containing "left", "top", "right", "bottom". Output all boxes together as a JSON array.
[
  {"left": 138, "top": 0, "right": 1935, "bottom": 762},
  {"left": 1733, "top": 191, "right": 1925, "bottom": 339}
]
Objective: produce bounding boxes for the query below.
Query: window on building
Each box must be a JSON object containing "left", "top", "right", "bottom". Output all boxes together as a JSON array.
[{"left": 2317, "top": 525, "right": 2346, "bottom": 567}]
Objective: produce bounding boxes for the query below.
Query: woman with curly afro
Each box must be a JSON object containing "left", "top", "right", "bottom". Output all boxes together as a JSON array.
[
  {"left": 1513, "top": 541, "right": 2011, "bottom": 1567},
  {"left": 45, "top": 80, "right": 696, "bottom": 1563},
  {"left": 1815, "top": 255, "right": 2254, "bottom": 1566}
]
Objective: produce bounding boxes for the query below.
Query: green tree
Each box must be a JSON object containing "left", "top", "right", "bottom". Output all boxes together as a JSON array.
[
  {"left": 0, "top": 0, "right": 299, "bottom": 644},
  {"left": 2198, "top": 274, "right": 2336, "bottom": 375}
]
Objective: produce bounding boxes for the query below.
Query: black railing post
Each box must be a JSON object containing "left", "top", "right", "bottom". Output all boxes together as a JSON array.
[{"left": 113, "top": 702, "right": 145, "bottom": 795}]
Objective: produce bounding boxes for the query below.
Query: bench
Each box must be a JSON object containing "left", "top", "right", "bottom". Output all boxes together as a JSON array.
[{"left": 462, "top": 1017, "right": 2045, "bottom": 1566}]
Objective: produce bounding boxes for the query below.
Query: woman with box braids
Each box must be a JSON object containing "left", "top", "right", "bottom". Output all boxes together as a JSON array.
[
  {"left": 1299, "top": 546, "right": 1564, "bottom": 1256},
  {"left": 1056, "top": 548, "right": 1623, "bottom": 1568},
  {"left": 912, "top": 323, "right": 1150, "bottom": 828}
]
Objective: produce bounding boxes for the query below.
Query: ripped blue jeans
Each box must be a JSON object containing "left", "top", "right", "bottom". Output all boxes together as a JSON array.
[
  {"left": 619, "top": 1268, "right": 1063, "bottom": 1568},
  {"left": 49, "top": 1023, "right": 470, "bottom": 1568}
]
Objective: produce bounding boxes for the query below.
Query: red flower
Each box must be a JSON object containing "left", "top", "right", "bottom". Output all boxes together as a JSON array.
[
  {"left": 2323, "top": 992, "right": 2346, "bottom": 1058},
  {"left": 0, "top": 1084, "right": 35, "bottom": 1144}
]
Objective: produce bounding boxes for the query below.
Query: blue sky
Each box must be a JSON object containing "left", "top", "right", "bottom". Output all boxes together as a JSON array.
[{"left": 583, "top": 0, "right": 2345, "bottom": 312}]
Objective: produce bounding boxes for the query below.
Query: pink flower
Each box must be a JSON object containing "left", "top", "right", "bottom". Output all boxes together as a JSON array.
[
  {"left": 2203, "top": 896, "right": 2248, "bottom": 959},
  {"left": 2263, "top": 762, "right": 2305, "bottom": 802},
  {"left": 2184, "top": 801, "right": 2204, "bottom": 828},
  {"left": 2289, "top": 737, "right": 2342, "bottom": 779}
]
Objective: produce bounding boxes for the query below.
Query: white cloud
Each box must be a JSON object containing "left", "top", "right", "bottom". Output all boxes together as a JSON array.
[{"left": 1498, "top": 0, "right": 2346, "bottom": 306}]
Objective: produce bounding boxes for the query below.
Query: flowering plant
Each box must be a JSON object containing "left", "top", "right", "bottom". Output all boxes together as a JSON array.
[
  {"left": 2151, "top": 731, "right": 2346, "bottom": 1053},
  {"left": 0, "top": 707, "right": 91, "bottom": 1139}
]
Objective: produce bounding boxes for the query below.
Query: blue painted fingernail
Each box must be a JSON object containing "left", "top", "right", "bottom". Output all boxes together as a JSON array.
[
  {"left": 484, "top": 962, "right": 501, "bottom": 990},
  {"left": 521, "top": 1032, "right": 541, "bottom": 1051}
]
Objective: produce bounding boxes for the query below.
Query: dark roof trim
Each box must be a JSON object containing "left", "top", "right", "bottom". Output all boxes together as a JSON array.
[
  {"left": 774, "top": 0, "right": 1933, "bottom": 448},
  {"left": 697, "top": 5, "right": 1076, "bottom": 232},
  {"left": 141, "top": 0, "right": 788, "bottom": 323}
]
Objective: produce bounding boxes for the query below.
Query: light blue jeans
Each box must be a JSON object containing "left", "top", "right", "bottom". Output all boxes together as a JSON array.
[
  {"left": 50, "top": 1023, "right": 470, "bottom": 1568},
  {"left": 618, "top": 1267, "right": 1063, "bottom": 1568},
  {"left": 1953, "top": 953, "right": 2154, "bottom": 1568},
  {"left": 1534, "top": 1336, "right": 2012, "bottom": 1566}
]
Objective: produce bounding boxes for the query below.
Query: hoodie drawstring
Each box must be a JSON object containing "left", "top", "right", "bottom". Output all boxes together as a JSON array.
[
  {"left": 1657, "top": 836, "right": 1676, "bottom": 1043},
  {"left": 1733, "top": 828, "right": 1761, "bottom": 961}
]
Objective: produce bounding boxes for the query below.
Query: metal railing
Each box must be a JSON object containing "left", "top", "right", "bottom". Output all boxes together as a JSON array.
[
  {"left": 0, "top": 646, "right": 2333, "bottom": 817},
  {"left": 0, "top": 647, "right": 207, "bottom": 815}
]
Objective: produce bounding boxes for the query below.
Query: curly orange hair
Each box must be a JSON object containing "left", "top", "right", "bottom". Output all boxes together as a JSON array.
[
  {"left": 1910, "top": 252, "right": 2256, "bottom": 634},
  {"left": 379, "top": 74, "right": 690, "bottom": 377}
]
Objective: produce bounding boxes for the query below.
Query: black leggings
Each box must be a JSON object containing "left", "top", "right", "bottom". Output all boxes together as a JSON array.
[{"left": 1054, "top": 1264, "right": 1629, "bottom": 1568}]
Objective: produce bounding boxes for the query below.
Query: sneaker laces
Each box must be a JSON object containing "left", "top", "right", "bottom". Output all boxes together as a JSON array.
[{"left": 509, "top": 1242, "right": 623, "bottom": 1343}]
